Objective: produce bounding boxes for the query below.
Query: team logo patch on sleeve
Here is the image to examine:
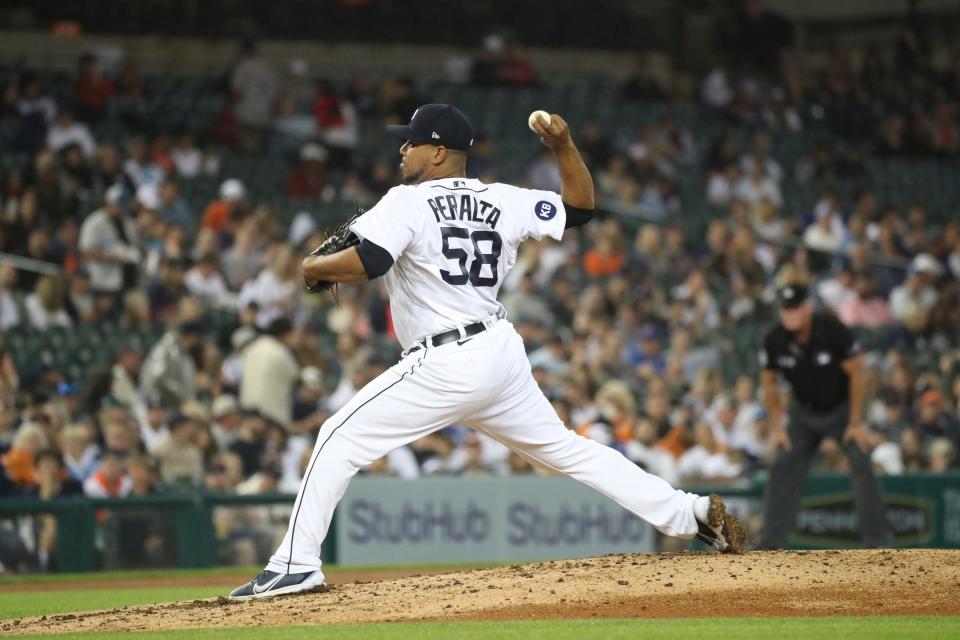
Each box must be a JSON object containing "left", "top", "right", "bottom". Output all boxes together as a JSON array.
[{"left": 535, "top": 200, "right": 557, "bottom": 221}]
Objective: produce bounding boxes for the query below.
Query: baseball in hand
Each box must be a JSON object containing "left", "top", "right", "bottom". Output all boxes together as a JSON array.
[{"left": 528, "top": 110, "right": 552, "bottom": 132}]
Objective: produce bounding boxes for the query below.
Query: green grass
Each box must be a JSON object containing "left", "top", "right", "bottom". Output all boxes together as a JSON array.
[
  {"left": 0, "top": 561, "right": 496, "bottom": 587},
  {"left": 0, "top": 587, "right": 229, "bottom": 619},
  {"left": 12, "top": 617, "right": 960, "bottom": 640},
  {"left": 0, "top": 566, "right": 259, "bottom": 586}
]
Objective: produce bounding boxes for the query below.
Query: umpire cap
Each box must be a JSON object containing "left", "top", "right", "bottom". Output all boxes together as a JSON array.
[
  {"left": 387, "top": 104, "right": 474, "bottom": 151},
  {"left": 777, "top": 283, "right": 809, "bottom": 309}
]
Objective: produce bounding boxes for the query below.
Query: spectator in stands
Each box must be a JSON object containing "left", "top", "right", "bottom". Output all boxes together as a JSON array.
[
  {"left": 73, "top": 53, "right": 113, "bottom": 123},
  {"left": 15, "top": 228, "right": 59, "bottom": 293},
  {"left": 14, "top": 73, "right": 56, "bottom": 153},
  {"left": 140, "top": 321, "right": 202, "bottom": 409},
  {"left": 838, "top": 272, "right": 895, "bottom": 328},
  {"left": 527, "top": 150, "right": 562, "bottom": 192},
  {"left": 46, "top": 108, "right": 96, "bottom": 158},
  {"left": 817, "top": 266, "right": 856, "bottom": 314},
  {"left": 203, "top": 178, "right": 248, "bottom": 234},
  {"left": 108, "top": 347, "right": 145, "bottom": 416},
  {"left": 707, "top": 164, "right": 741, "bottom": 208},
  {"left": 146, "top": 258, "right": 188, "bottom": 321},
  {"left": 60, "top": 144, "right": 95, "bottom": 213},
  {"left": 471, "top": 34, "right": 536, "bottom": 86},
  {"left": 240, "top": 317, "right": 300, "bottom": 427},
  {"left": 732, "top": 377, "right": 766, "bottom": 459},
  {"left": 914, "top": 389, "right": 960, "bottom": 449},
  {"left": 91, "top": 144, "right": 128, "bottom": 195},
  {"left": 127, "top": 454, "right": 161, "bottom": 495},
  {"left": 0, "top": 265, "right": 20, "bottom": 331},
  {"left": 33, "top": 150, "right": 71, "bottom": 226},
  {"left": 236, "top": 244, "right": 299, "bottom": 328},
  {"left": 29, "top": 448, "right": 82, "bottom": 569},
  {"left": 231, "top": 38, "right": 279, "bottom": 153},
  {"left": 152, "top": 414, "right": 203, "bottom": 488},
  {"left": 889, "top": 254, "right": 941, "bottom": 332},
  {"left": 170, "top": 130, "right": 203, "bottom": 179},
  {"left": 32, "top": 448, "right": 82, "bottom": 499},
  {"left": 24, "top": 275, "right": 72, "bottom": 330},
  {"left": 583, "top": 223, "right": 624, "bottom": 278},
  {"left": 0, "top": 336, "right": 19, "bottom": 410},
  {"left": 272, "top": 60, "right": 316, "bottom": 154},
  {"left": 1, "top": 422, "right": 48, "bottom": 490},
  {"left": 803, "top": 203, "right": 845, "bottom": 257},
  {"left": 898, "top": 426, "right": 926, "bottom": 471},
  {"left": 184, "top": 254, "right": 230, "bottom": 308},
  {"left": 705, "top": 393, "right": 740, "bottom": 452},
  {"left": 671, "top": 269, "right": 720, "bottom": 332},
  {"left": 734, "top": 163, "right": 782, "bottom": 209},
  {"left": 220, "top": 222, "right": 265, "bottom": 291},
  {"left": 676, "top": 422, "right": 743, "bottom": 482},
  {"left": 228, "top": 412, "right": 268, "bottom": 477},
  {"left": 157, "top": 179, "right": 192, "bottom": 232},
  {"left": 82, "top": 449, "right": 131, "bottom": 497},
  {"left": 101, "top": 414, "right": 140, "bottom": 458},
  {"left": 929, "top": 437, "right": 957, "bottom": 471},
  {"left": 286, "top": 143, "right": 328, "bottom": 198},
  {"left": 701, "top": 67, "right": 734, "bottom": 111},
  {"left": 149, "top": 133, "right": 176, "bottom": 176},
  {"left": 501, "top": 272, "right": 554, "bottom": 325},
  {"left": 78, "top": 184, "right": 140, "bottom": 307},
  {"left": 123, "top": 138, "right": 165, "bottom": 188},
  {"left": 577, "top": 380, "right": 636, "bottom": 449},
  {"left": 210, "top": 394, "right": 242, "bottom": 450},
  {"left": 59, "top": 423, "right": 99, "bottom": 482}
]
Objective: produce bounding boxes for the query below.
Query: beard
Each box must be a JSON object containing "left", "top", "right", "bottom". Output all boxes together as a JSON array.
[{"left": 401, "top": 164, "right": 425, "bottom": 185}]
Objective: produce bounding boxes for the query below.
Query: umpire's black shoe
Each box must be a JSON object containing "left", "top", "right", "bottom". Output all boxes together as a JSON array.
[
  {"left": 695, "top": 494, "right": 746, "bottom": 554},
  {"left": 229, "top": 569, "right": 326, "bottom": 600}
]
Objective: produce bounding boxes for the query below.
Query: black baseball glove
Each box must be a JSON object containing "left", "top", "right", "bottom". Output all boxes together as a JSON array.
[{"left": 304, "top": 203, "right": 365, "bottom": 294}]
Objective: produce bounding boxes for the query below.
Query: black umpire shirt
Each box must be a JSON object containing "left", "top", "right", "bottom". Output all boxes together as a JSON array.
[{"left": 759, "top": 312, "right": 860, "bottom": 414}]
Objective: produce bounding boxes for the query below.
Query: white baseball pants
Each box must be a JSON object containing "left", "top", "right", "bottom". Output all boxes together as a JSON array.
[{"left": 265, "top": 320, "right": 700, "bottom": 576}]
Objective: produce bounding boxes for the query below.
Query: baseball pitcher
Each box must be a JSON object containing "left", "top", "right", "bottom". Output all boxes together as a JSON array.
[{"left": 230, "top": 104, "right": 745, "bottom": 600}]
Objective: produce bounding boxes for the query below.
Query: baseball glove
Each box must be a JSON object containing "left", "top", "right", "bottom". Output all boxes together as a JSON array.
[{"left": 304, "top": 203, "right": 365, "bottom": 294}]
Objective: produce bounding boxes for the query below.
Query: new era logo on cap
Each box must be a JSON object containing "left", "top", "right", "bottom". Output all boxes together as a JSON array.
[{"left": 386, "top": 104, "right": 475, "bottom": 151}]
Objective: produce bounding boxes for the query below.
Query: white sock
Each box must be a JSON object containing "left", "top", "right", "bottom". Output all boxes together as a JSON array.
[{"left": 693, "top": 496, "right": 711, "bottom": 523}]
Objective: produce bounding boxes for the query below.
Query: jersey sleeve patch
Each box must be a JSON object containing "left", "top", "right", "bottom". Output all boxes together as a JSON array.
[{"left": 535, "top": 200, "right": 558, "bottom": 221}]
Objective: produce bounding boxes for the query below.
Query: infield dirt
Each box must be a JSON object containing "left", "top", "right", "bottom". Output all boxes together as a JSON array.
[{"left": 4, "top": 549, "right": 959, "bottom": 635}]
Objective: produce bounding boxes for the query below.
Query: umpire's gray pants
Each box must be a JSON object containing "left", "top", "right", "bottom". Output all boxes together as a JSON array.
[{"left": 757, "top": 401, "right": 891, "bottom": 549}]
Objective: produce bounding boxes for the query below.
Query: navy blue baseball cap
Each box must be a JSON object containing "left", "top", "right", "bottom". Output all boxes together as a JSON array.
[{"left": 387, "top": 104, "right": 474, "bottom": 151}]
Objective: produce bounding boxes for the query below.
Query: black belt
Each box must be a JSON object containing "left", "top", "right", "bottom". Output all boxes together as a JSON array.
[{"left": 407, "top": 320, "right": 490, "bottom": 353}]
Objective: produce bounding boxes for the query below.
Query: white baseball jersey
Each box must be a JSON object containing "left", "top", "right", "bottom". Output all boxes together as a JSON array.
[
  {"left": 350, "top": 177, "right": 566, "bottom": 349},
  {"left": 263, "top": 176, "right": 702, "bottom": 579}
]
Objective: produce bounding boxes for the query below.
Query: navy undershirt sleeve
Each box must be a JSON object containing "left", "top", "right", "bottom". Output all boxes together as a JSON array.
[
  {"left": 356, "top": 238, "right": 395, "bottom": 279},
  {"left": 564, "top": 202, "right": 594, "bottom": 229}
]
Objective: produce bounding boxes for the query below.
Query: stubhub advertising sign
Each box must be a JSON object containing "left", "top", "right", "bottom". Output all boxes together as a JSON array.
[{"left": 335, "top": 476, "right": 655, "bottom": 564}]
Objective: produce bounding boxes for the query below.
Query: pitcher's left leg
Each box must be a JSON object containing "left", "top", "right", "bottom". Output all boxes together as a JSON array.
[{"left": 472, "top": 374, "right": 707, "bottom": 540}]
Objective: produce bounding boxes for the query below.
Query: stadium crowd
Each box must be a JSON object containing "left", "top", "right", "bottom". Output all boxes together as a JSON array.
[{"left": 0, "top": 26, "right": 959, "bottom": 522}]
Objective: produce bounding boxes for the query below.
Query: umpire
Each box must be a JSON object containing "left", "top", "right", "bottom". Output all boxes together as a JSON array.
[{"left": 756, "top": 283, "right": 890, "bottom": 549}]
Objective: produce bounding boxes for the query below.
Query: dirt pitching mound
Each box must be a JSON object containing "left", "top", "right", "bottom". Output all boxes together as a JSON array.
[{"left": 5, "top": 549, "right": 959, "bottom": 635}]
